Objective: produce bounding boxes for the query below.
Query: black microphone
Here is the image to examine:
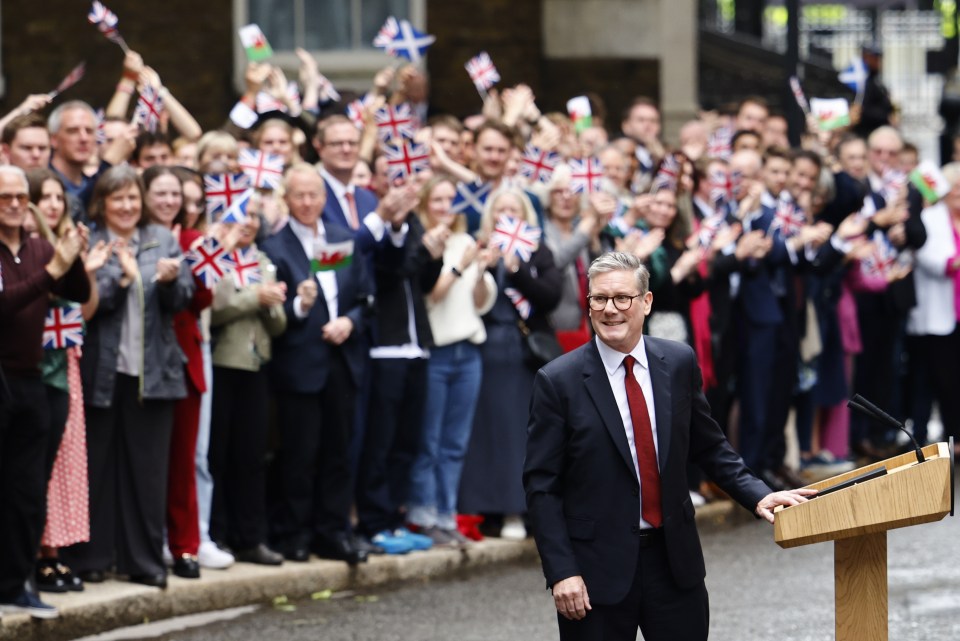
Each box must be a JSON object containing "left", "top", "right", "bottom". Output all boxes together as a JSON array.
[{"left": 848, "top": 394, "right": 925, "bottom": 464}]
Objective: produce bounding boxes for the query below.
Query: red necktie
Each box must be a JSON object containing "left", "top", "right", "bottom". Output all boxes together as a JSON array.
[
  {"left": 344, "top": 191, "right": 360, "bottom": 229},
  {"left": 623, "top": 355, "right": 662, "bottom": 528}
]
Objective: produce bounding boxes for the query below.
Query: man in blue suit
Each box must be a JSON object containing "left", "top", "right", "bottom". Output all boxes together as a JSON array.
[
  {"left": 524, "top": 252, "right": 813, "bottom": 641},
  {"left": 262, "top": 163, "right": 374, "bottom": 565}
]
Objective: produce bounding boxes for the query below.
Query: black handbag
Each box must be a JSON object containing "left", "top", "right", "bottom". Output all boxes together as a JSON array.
[{"left": 517, "top": 318, "right": 563, "bottom": 369}]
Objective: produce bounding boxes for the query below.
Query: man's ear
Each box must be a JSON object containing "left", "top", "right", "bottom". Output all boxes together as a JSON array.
[
  {"left": 312, "top": 136, "right": 323, "bottom": 155},
  {"left": 0, "top": 144, "right": 9, "bottom": 166}
]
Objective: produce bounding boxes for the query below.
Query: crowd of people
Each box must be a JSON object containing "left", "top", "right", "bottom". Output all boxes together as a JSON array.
[{"left": 1, "top": 41, "right": 959, "bottom": 621}]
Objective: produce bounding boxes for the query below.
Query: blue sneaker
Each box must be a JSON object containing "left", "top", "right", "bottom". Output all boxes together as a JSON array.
[
  {"left": 370, "top": 530, "right": 415, "bottom": 555},
  {"left": 394, "top": 527, "right": 433, "bottom": 551},
  {"left": 0, "top": 590, "right": 59, "bottom": 619}
]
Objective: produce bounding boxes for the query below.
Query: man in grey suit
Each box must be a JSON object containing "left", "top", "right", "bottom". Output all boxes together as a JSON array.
[{"left": 524, "top": 252, "right": 814, "bottom": 641}]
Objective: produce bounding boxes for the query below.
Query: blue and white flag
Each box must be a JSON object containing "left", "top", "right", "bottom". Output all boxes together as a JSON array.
[
  {"left": 386, "top": 20, "right": 435, "bottom": 63},
  {"left": 838, "top": 58, "right": 868, "bottom": 99}
]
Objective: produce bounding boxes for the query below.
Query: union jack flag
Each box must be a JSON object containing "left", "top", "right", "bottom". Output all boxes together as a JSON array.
[
  {"left": 185, "top": 236, "right": 236, "bottom": 287},
  {"left": 317, "top": 72, "right": 340, "bottom": 103},
  {"left": 504, "top": 287, "right": 532, "bottom": 320},
  {"left": 385, "top": 20, "right": 435, "bottom": 63},
  {"left": 697, "top": 212, "right": 727, "bottom": 248},
  {"left": 95, "top": 108, "right": 106, "bottom": 145},
  {"left": 221, "top": 189, "right": 254, "bottom": 224},
  {"left": 230, "top": 245, "right": 263, "bottom": 288},
  {"left": 49, "top": 62, "right": 86, "bottom": 98},
  {"left": 373, "top": 16, "right": 401, "bottom": 50},
  {"left": 861, "top": 233, "right": 898, "bottom": 279},
  {"left": 88, "top": 1, "right": 127, "bottom": 50},
  {"left": 239, "top": 149, "right": 284, "bottom": 190},
  {"left": 709, "top": 167, "right": 733, "bottom": 209},
  {"left": 770, "top": 195, "right": 805, "bottom": 239},
  {"left": 43, "top": 305, "right": 84, "bottom": 350},
  {"left": 451, "top": 180, "right": 493, "bottom": 224},
  {"left": 383, "top": 137, "right": 430, "bottom": 182},
  {"left": 652, "top": 154, "right": 680, "bottom": 193},
  {"left": 255, "top": 81, "right": 300, "bottom": 114},
  {"left": 519, "top": 145, "right": 560, "bottom": 184},
  {"left": 134, "top": 85, "right": 164, "bottom": 133},
  {"left": 707, "top": 126, "right": 732, "bottom": 160},
  {"left": 375, "top": 103, "right": 418, "bottom": 142},
  {"left": 204, "top": 173, "right": 251, "bottom": 218},
  {"left": 345, "top": 94, "right": 373, "bottom": 129},
  {"left": 490, "top": 215, "right": 541, "bottom": 263},
  {"left": 568, "top": 157, "right": 604, "bottom": 194},
  {"left": 465, "top": 52, "right": 500, "bottom": 93},
  {"left": 881, "top": 168, "right": 907, "bottom": 205}
]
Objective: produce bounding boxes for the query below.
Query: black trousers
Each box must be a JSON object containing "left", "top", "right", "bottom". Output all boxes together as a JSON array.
[
  {"left": 61, "top": 375, "right": 173, "bottom": 577},
  {"left": 0, "top": 376, "right": 51, "bottom": 598},
  {"left": 271, "top": 350, "right": 357, "bottom": 547},
  {"left": 209, "top": 366, "right": 270, "bottom": 550},
  {"left": 557, "top": 537, "right": 709, "bottom": 641},
  {"left": 355, "top": 357, "right": 428, "bottom": 535},
  {"left": 921, "top": 328, "right": 960, "bottom": 443},
  {"left": 852, "top": 297, "right": 903, "bottom": 444}
]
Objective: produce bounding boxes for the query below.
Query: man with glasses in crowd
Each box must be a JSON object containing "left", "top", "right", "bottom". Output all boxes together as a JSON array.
[{"left": 524, "top": 252, "right": 812, "bottom": 641}]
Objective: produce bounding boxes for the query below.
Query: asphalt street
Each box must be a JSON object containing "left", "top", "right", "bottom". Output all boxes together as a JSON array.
[{"left": 80, "top": 498, "right": 959, "bottom": 641}]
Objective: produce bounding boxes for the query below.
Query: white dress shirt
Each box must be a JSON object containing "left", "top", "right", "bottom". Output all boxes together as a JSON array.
[
  {"left": 288, "top": 217, "right": 339, "bottom": 322},
  {"left": 318, "top": 165, "right": 408, "bottom": 246},
  {"left": 595, "top": 336, "right": 660, "bottom": 528}
]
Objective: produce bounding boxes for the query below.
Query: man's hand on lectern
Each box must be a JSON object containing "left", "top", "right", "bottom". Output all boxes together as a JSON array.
[{"left": 756, "top": 489, "right": 818, "bottom": 523}]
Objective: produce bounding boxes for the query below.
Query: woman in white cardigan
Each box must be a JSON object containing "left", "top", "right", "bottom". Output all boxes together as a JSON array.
[{"left": 907, "top": 162, "right": 960, "bottom": 455}]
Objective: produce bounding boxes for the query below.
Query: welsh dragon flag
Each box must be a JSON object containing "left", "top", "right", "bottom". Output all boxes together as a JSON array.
[
  {"left": 909, "top": 161, "right": 950, "bottom": 203},
  {"left": 312, "top": 240, "right": 355, "bottom": 273}
]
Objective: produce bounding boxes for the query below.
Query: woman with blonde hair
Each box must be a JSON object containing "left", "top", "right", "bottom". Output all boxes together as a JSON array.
[{"left": 458, "top": 187, "right": 561, "bottom": 540}]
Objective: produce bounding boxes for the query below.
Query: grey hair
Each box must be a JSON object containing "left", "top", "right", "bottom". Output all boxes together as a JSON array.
[
  {"left": 587, "top": 252, "right": 650, "bottom": 295},
  {"left": 942, "top": 162, "right": 960, "bottom": 187},
  {"left": 0, "top": 165, "right": 28, "bottom": 190},
  {"left": 47, "top": 100, "right": 96, "bottom": 135}
]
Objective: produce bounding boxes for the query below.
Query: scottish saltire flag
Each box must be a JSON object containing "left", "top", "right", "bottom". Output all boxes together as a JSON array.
[
  {"left": 221, "top": 189, "right": 254, "bottom": 223},
  {"left": 375, "top": 103, "right": 418, "bottom": 142},
  {"left": 373, "top": 17, "right": 401, "bottom": 50},
  {"left": 239, "top": 149, "right": 284, "bottom": 190},
  {"left": 383, "top": 137, "right": 430, "bottom": 182},
  {"left": 490, "top": 215, "right": 541, "bottom": 262},
  {"left": 43, "top": 306, "right": 84, "bottom": 350},
  {"left": 839, "top": 58, "right": 869, "bottom": 97},
  {"left": 519, "top": 146, "right": 560, "bottom": 184},
  {"left": 770, "top": 194, "right": 805, "bottom": 239},
  {"left": 451, "top": 181, "right": 493, "bottom": 216},
  {"left": 504, "top": 287, "right": 532, "bottom": 320},
  {"left": 230, "top": 245, "right": 262, "bottom": 288},
  {"left": 185, "top": 237, "right": 236, "bottom": 287},
  {"left": 861, "top": 232, "right": 898, "bottom": 279},
  {"left": 49, "top": 62, "right": 86, "bottom": 99},
  {"left": 386, "top": 20, "right": 435, "bottom": 62},
  {"left": 88, "top": 1, "right": 128, "bottom": 51},
  {"left": 652, "top": 154, "right": 680, "bottom": 193},
  {"left": 568, "top": 157, "right": 604, "bottom": 194},
  {"left": 465, "top": 52, "right": 500, "bottom": 93},
  {"left": 204, "top": 173, "right": 251, "bottom": 218},
  {"left": 134, "top": 85, "right": 164, "bottom": 133}
]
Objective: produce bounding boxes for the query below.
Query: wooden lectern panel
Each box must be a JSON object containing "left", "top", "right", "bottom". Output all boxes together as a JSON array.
[
  {"left": 835, "top": 533, "right": 887, "bottom": 641},
  {"left": 775, "top": 443, "right": 952, "bottom": 548}
]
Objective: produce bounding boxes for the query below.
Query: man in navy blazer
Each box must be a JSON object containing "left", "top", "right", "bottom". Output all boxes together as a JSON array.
[
  {"left": 524, "top": 252, "right": 813, "bottom": 641},
  {"left": 262, "top": 163, "right": 374, "bottom": 565}
]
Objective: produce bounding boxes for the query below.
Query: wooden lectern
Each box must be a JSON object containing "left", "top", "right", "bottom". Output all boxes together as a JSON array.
[{"left": 774, "top": 441, "right": 955, "bottom": 641}]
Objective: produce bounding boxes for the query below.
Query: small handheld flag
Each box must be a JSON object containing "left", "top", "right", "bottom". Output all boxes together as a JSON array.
[
  {"left": 881, "top": 168, "right": 907, "bottom": 204},
  {"left": 810, "top": 98, "right": 850, "bottom": 131},
  {"left": 465, "top": 52, "right": 500, "bottom": 95},
  {"left": 519, "top": 145, "right": 560, "bottom": 185},
  {"left": 345, "top": 94, "right": 374, "bottom": 129},
  {"left": 134, "top": 85, "right": 164, "bottom": 133},
  {"left": 568, "top": 157, "right": 604, "bottom": 194},
  {"left": 230, "top": 245, "right": 263, "bottom": 288},
  {"left": 239, "top": 24, "right": 274, "bottom": 62},
  {"left": 374, "top": 103, "right": 419, "bottom": 143},
  {"left": 504, "top": 287, "right": 532, "bottom": 320},
  {"left": 708, "top": 167, "right": 733, "bottom": 209},
  {"left": 909, "top": 161, "right": 950, "bottom": 203},
  {"left": 382, "top": 137, "right": 430, "bottom": 182},
  {"left": 88, "top": 1, "right": 129, "bottom": 53},
  {"left": 706, "top": 126, "right": 732, "bottom": 160},
  {"left": 312, "top": 240, "right": 355, "bottom": 273},
  {"left": 652, "top": 154, "right": 681, "bottom": 193},
  {"left": 451, "top": 181, "right": 493, "bottom": 231},
  {"left": 490, "top": 215, "right": 541, "bottom": 263},
  {"left": 185, "top": 237, "right": 236, "bottom": 287},
  {"left": 48, "top": 63, "right": 86, "bottom": 99},
  {"left": 838, "top": 58, "right": 869, "bottom": 105},
  {"left": 317, "top": 72, "right": 341, "bottom": 103},
  {"left": 239, "top": 149, "right": 284, "bottom": 190},
  {"left": 204, "top": 173, "right": 252, "bottom": 218},
  {"left": 384, "top": 19, "right": 435, "bottom": 63},
  {"left": 789, "top": 76, "right": 810, "bottom": 115},
  {"left": 769, "top": 195, "right": 805, "bottom": 239},
  {"left": 566, "top": 96, "right": 593, "bottom": 134},
  {"left": 220, "top": 189, "right": 254, "bottom": 224},
  {"left": 43, "top": 305, "right": 84, "bottom": 350},
  {"left": 373, "top": 17, "right": 401, "bottom": 50}
]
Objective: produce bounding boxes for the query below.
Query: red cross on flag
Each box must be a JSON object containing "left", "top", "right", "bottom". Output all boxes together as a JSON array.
[
  {"left": 568, "top": 157, "right": 604, "bottom": 194},
  {"left": 43, "top": 306, "right": 84, "bottom": 350},
  {"left": 383, "top": 137, "right": 430, "bottom": 182},
  {"left": 490, "top": 215, "right": 541, "bottom": 263},
  {"left": 239, "top": 149, "right": 284, "bottom": 190}
]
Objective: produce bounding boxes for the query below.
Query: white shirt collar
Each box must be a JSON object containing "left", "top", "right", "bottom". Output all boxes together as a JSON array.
[
  {"left": 595, "top": 335, "right": 648, "bottom": 377},
  {"left": 288, "top": 216, "right": 325, "bottom": 244},
  {"left": 761, "top": 190, "right": 778, "bottom": 209}
]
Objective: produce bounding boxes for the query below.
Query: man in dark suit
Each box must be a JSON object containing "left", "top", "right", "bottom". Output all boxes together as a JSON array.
[
  {"left": 262, "top": 163, "right": 375, "bottom": 565},
  {"left": 524, "top": 252, "right": 813, "bottom": 641}
]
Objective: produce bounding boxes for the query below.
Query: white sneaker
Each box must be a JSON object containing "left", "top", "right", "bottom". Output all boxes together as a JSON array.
[
  {"left": 198, "top": 541, "right": 235, "bottom": 569},
  {"left": 162, "top": 543, "right": 174, "bottom": 567},
  {"left": 500, "top": 515, "right": 527, "bottom": 540}
]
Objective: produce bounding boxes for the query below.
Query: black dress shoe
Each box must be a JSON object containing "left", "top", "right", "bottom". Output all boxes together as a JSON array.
[
  {"left": 54, "top": 562, "right": 84, "bottom": 592},
  {"left": 313, "top": 533, "right": 368, "bottom": 565},
  {"left": 283, "top": 547, "right": 310, "bottom": 562},
  {"left": 351, "top": 533, "right": 385, "bottom": 556},
  {"left": 235, "top": 543, "right": 283, "bottom": 566},
  {"left": 129, "top": 573, "right": 167, "bottom": 589},
  {"left": 36, "top": 561, "right": 68, "bottom": 593},
  {"left": 172, "top": 554, "right": 201, "bottom": 579},
  {"left": 78, "top": 569, "right": 106, "bottom": 583}
]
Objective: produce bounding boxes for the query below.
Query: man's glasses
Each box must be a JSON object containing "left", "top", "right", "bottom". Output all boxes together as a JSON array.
[
  {"left": 0, "top": 193, "right": 29, "bottom": 206},
  {"left": 587, "top": 294, "right": 643, "bottom": 311}
]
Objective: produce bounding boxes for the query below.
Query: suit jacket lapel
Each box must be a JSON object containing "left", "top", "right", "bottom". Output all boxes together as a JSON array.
[
  {"left": 281, "top": 225, "right": 311, "bottom": 282},
  {"left": 583, "top": 341, "right": 636, "bottom": 477},
  {"left": 645, "top": 338, "right": 672, "bottom": 470}
]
